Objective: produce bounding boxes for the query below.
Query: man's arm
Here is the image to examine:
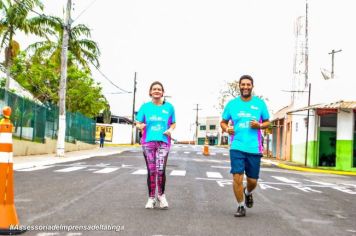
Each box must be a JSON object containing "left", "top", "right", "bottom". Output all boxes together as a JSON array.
[
  {"left": 250, "top": 119, "right": 270, "bottom": 129},
  {"left": 220, "top": 120, "right": 234, "bottom": 135}
]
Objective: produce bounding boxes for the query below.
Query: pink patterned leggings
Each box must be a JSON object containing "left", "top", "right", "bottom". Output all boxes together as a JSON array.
[{"left": 142, "top": 141, "right": 170, "bottom": 198}]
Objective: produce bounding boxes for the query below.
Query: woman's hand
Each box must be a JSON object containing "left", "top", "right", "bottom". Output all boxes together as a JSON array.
[
  {"left": 136, "top": 123, "right": 146, "bottom": 130},
  {"left": 163, "top": 128, "right": 173, "bottom": 137}
]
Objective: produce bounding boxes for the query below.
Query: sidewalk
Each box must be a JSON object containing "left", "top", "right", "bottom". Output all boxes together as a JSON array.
[
  {"left": 13, "top": 146, "right": 137, "bottom": 171},
  {"left": 261, "top": 157, "right": 356, "bottom": 176}
]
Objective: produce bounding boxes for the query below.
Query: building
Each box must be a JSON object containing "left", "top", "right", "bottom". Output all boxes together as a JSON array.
[{"left": 196, "top": 116, "right": 226, "bottom": 145}]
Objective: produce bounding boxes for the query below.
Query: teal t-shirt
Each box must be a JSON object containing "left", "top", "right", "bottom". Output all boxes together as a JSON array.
[
  {"left": 136, "top": 101, "right": 176, "bottom": 144},
  {"left": 222, "top": 96, "right": 269, "bottom": 154}
]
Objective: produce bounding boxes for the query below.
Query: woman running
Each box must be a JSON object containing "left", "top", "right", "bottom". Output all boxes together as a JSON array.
[{"left": 135, "top": 81, "right": 176, "bottom": 209}]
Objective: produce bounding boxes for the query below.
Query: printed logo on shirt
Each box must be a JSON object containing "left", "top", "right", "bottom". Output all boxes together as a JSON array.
[
  {"left": 149, "top": 115, "right": 163, "bottom": 121},
  {"left": 250, "top": 105, "right": 259, "bottom": 110},
  {"left": 162, "top": 109, "right": 169, "bottom": 114}
]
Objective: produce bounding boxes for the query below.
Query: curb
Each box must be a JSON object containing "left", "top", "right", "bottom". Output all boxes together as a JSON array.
[
  {"left": 261, "top": 159, "right": 356, "bottom": 176},
  {"left": 14, "top": 150, "right": 125, "bottom": 171}
]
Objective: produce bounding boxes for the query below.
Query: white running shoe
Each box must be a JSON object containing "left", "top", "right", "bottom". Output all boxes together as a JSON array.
[
  {"left": 158, "top": 194, "right": 169, "bottom": 209},
  {"left": 145, "top": 197, "right": 156, "bottom": 209}
]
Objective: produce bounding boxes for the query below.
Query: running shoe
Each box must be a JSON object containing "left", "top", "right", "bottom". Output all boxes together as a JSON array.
[
  {"left": 244, "top": 187, "right": 254, "bottom": 208},
  {"left": 158, "top": 194, "right": 169, "bottom": 209},
  {"left": 145, "top": 197, "right": 156, "bottom": 209},
  {"left": 234, "top": 206, "right": 246, "bottom": 217}
]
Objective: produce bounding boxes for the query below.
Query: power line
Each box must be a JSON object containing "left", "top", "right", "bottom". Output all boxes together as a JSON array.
[
  {"left": 92, "top": 64, "right": 131, "bottom": 94},
  {"left": 72, "top": 0, "right": 99, "bottom": 23}
]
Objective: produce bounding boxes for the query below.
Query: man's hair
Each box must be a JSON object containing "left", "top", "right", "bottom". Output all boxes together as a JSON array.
[
  {"left": 239, "top": 75, "right": 254, "bottom": 85},
  {"left": 149, "top": 81, "right": 165, "bottom": 96}
]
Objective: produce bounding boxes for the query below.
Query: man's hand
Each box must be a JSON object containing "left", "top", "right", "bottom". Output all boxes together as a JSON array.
[
  {"left": 226, "top": 126, "right": 234, "bottom": 135},
  {"left": 250, "top": 120, "right": 261, "bottom": 129}
]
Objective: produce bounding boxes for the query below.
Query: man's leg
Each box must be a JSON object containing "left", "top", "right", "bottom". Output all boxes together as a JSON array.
[
  {"left": 233, "top": 174, "right": 244, "bottom": 203},
  {"left": 244, "top": 153, "right": 262, "bottom": 208},
  {"left": 246, "top": 177, "right": 258, "bottom": 193},
  {"left": 230, "top": 149, "right": 246, "bottom": 217}
]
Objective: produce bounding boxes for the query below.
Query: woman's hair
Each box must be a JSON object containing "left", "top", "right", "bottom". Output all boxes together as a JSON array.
[{"left": 149, "top": 81, "right": 165, "bottom": 96}]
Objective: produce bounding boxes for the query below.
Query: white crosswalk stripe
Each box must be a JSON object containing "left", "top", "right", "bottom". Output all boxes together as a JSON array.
[
  {"left": 94, "top": 167, "right": 119, "bottom": 174},
  {"left": 206, "top": 172, "right": 223, "bottom": 179},
  {"left": 55, "top": 167, "right": 87, "bottom": 172},
  {"left": 170, "top": 170, "right": 186, "bottom": 176},
  {"left": 132, "top": 169, "right": 147, "bottom": 175},
  {"left": 17, "top": 166, "right": 54, "bottom": 172}
]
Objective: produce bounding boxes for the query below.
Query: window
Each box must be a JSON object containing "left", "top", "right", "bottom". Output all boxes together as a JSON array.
[
  {"left": 209, "top": 125, "right": 216, "bottom": 130},
  {"left": 200, "top": 125, "right": 206, "bottom": 130}
]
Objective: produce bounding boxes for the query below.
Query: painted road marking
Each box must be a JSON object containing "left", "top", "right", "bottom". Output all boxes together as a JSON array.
[
  {"left": 259, "top": 183, "right": 281, "bottom": 190},
  {"left": 216, "top": 180, "right": 232, "bottom": 187},
  {"left": 55, "top": 167, "right": 87, "bottom": 172},
  {"left": 132, "top": 169, "right": 147, "bottom": 175},
  {"left": 211, "top": 165, "right": 230, "bottom": 169},
  {"left": 206, "top": 172, "right": 223, "bottom": 179},
  {"left": 170, "top": 170, "right": 186, "bottom": 176},
  {"left": 94, "top": 167, "right": 119, "bottom": 174},
  {"left": 17, "top": 166, "right": 54, "bottom": 172},
  {"left": 292, "top": 186, "right": 322, "bottom": 193},
  {"left": 271, "top": 176, "right": 300, "bottom": 184}
]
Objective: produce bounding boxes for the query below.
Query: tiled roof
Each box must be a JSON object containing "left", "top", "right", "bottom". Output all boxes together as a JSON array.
[{"left": 288, "top": 100, "right": 356, "bottom": 113}]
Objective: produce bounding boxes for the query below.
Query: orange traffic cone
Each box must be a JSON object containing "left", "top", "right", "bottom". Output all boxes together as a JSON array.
[
  {"left": 0, "top": 106, "right": 26, "bottom": 235},
  {"left": 203, "top": 139, "right": 210, "bottom": 156}
]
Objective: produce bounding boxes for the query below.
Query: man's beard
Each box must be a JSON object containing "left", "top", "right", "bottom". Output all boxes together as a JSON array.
[{"left": 240, "top": 89, "right": 252, "bottom": 98}]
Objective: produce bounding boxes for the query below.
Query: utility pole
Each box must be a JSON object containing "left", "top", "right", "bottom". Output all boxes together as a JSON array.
[
  {"left": 304, "top": 83, "right": 311, "bottom": 166},
  {"left": 56, "top": 0, "right": 72, "bottom": 157},
  {"left": 131, "top": 72, "right": 137, "bottom": 145},
  {"left": 328, "top": 49, "right": 342, "bottom": 79},
  {"left": 305, "top": 0, "right": 309, "bottom": 88},
  {"left": 193, "top": 104, "right": 201, "bottom": 144}
]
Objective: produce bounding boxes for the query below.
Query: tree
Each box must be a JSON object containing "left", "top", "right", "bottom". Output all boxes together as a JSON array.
[
  {"left": 0, "top": 0, "right": 54, "bottom": 90},
  {"left": 9, "top": 50, "right": 108, "bottom": 118},
  {"left": 26, "top": 16, "right": 100, "bottom": 71},
  {"left": 10, "top": 51, "right": 59, "bottom": 103},
  {"left": 66, "top": 66, "right": 107, "bottom": 118},
  {"left": 217, "top": 80, "right": 240, "bottom": 111}
]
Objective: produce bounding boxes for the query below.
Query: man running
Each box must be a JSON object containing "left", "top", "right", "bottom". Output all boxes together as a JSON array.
[{"left": 220, "top": 75, "right": 270, "bottom": 217}]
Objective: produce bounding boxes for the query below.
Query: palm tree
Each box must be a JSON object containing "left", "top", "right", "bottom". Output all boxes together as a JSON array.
[
  {"left": 0, "top": 0, "right": 54, "bottom": 90},
  {"left": 27, "top": 16, "right": 100, "bottom": 71}
]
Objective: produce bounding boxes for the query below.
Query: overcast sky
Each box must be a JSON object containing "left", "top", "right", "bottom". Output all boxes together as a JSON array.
[{"left": 17, "top": 0, "right": 356, "bottom": 140}]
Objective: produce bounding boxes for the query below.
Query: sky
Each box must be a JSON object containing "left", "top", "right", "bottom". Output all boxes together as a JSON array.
[{"left": 16, "top": 0, "right": 356, "bottom": 140}]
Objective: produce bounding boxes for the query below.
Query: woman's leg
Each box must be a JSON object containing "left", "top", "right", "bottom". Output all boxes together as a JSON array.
[
  {"left": 142, "top": 142, "right": 158, "bottom": 198},
  {"left": 156, "top": 142, "right": 170, "bottom": 196}
]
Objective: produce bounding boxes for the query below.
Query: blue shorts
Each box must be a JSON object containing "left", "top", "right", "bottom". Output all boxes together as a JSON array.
[{"left": 230, "top": 149, "right": 262, "bottom": 179}]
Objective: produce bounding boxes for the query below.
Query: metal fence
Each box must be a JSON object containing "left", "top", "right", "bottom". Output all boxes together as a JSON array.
[{"left": 0, "top": 88, "right": 95, "bottom": 144}]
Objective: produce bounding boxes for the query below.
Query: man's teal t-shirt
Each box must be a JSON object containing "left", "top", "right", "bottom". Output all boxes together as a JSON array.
[
  {"left": 222, "top": 96, "right": 269, "bottom": 154},
  {"left": 136, "top": 101, "right": 176, "bottom": 144}
]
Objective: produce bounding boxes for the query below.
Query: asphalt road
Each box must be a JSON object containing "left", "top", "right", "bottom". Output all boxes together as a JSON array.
[{"left": 13, "top": 145, "right": 356, "bottom": 236}]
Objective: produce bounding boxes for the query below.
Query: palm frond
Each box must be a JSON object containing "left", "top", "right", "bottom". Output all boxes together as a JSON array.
[{"left": 70, "top": 24, "right": 91, "bottom": 39}]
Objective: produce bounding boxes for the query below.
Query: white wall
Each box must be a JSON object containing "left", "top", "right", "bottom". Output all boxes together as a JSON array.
[
  {"left": 112, "top": 123, "right": 135, "bottom": 144},
  {"left": 97, "top": 123, "right": 135, "bottom": 144},
  {"left": 337, "top": 110, "right": 354, "bottom": 140}
]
